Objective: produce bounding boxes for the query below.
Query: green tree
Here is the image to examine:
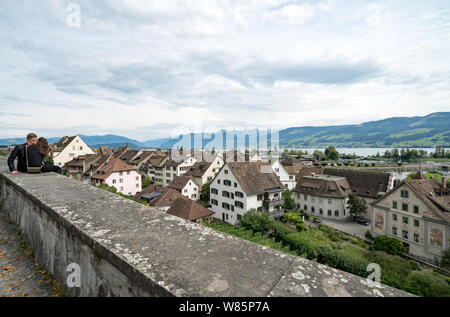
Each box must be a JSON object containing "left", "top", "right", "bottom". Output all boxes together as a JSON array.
[
  {"left": 142, "top": 176, "right": 152, "bottom": 189},
  {"left": 324, "top": 146, "right": 339, "bottom": 161},
  {"left": 283, "top": 213, "right": 306, "bottom": 231},
  {"left": 313, "top": 150, "right": 326, "bottom": 161},
  {"left": 202, "top": 180, "right": 212, "bottom": 202},
  {"left": 0, "top": 150, "right": 5, "bottom": 156},
  {"left": 238, "top": 209, "right": 274, "bottom": 233},
  {"left": 282, "top": 189, "right": 296, "bottom": 210},
  {"left": 373, "top": 235, "right": 407, "bottom": 256},
  {"left": 347, "top": 194, "right": 367, "bottom": 216}
]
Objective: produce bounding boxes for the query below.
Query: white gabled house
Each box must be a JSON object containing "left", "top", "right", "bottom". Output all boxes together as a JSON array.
[
  {"left": 168, "top": 175, "right": 200, "bottom": 201},
  {"left": 51, "top": 135, "right": 94, "bottom": 167},
  {"left": 209, "top": 162, "right": 286, "bottom": 225}
]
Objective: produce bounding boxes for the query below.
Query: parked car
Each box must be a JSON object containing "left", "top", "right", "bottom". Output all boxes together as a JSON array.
[{"left": 354, "top": 216, "right": 369, "bottom": 226}]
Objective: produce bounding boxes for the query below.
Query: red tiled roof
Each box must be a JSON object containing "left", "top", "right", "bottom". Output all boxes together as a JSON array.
[
  {"left": 91, "top": 157, "right": 136, "bottom": 180},
  {"left": 166, "top": 198, "right": 214, "bottom": 221}
]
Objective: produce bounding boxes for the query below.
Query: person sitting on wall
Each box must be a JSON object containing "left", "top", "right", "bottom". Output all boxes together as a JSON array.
[
  {"left": 7, "top": 133, "right": 38, "bottom": 174},
  {"left": 29, "top": 137, "right": 62, "bottom": 174}
]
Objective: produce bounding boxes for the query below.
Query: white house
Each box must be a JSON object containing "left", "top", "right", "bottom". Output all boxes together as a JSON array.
[
  {"left": 168, "top": 175, "right": 200, "bottom": 201},
  {"left": 91, "top": 157, "right": 142, "bottom": 196},
  {"left": 269, "top": 159, "right": 296, "bottom": 190},
  {"left": 185, "top": 155, "right": 224, "bottom": 188},
  {"left": 51, "top": 136, "right": 94, "bottom": 167},
  {"left": 210, "top": 162, "right": 285, "bottom": 225}
]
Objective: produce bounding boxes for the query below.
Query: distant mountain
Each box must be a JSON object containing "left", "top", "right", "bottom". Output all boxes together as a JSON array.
[
  {"left": 89, "top": 142, "right": 141, "bottom": 150},
  {"left": 1, "top": 113, "right": 448, "bottom": 149},
  {"left": 140, "top": 112, "right": 450, "bottom": 149},
  {"left": 278, "top": 112, "right": 450, "bottom": 148}
]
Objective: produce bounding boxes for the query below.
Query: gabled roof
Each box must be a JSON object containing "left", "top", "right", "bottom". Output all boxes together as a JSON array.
[
  {"left": 91, "top": 157, "right": 136, "bottom": 180},
  {"left": 168, "top": 175, "right": 196, "bottom": 191},
  {"left": 323, "top": 168, "right": 391, "bottom": 199},
  {"left": 129, "top": 151, "right": 153, "bottom": 165},
  {"left": 166, "top": 198, "right": 214, "bottom": 221},
  {"left": 134, "top": 185, "right": 188, "bottom": 207},
  {"left": 63, "top": 154, "right": 98, "bottom": 167},
  {"left": 184, "top": 161, "right": 212, "bottom": 178},
  {"left": 294, "top": 174, "right": 351, "bottom": 198},
  {"left": 51, "top": 136, "right": 77, "bottom": 153},
  {"left": 295, "top": 166, "right": 325, "bottom": 179},
  {"left": 119, "top": 150, "right": 141, "bottom": 163},
  {"left": 403, "top": 179, "right": 449, "bottom": 223},
  {"left": 226, "top": 162, "right": 285, "bottom": 196},
  {"left": 147, "top": 155, "right": 168, "bottom": 167},
  {"left": 94, "top": 146, "right": 113, "bottom": 156}
]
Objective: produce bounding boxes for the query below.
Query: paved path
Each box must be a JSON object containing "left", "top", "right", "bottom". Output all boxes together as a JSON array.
[
  {"left": 0, "top": 213, "right": 58, "bottom": 297},
  {"left": 322, "top": 218, "right": 370, "bottom": 239}
]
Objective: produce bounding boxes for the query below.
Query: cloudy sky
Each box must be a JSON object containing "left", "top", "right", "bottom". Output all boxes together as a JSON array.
[{"left": 0, "top": 0, "right": 449, "bottom": 141}]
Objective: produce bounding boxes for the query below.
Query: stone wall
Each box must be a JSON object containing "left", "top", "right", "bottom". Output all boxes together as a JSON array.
[{"left": 0, "top": 157, "right": 412, "bottom": 297}]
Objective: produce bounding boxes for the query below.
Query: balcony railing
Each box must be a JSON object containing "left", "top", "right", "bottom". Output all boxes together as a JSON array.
[{"left": 263, "top": 198, "right": 284, "bottom": 207}]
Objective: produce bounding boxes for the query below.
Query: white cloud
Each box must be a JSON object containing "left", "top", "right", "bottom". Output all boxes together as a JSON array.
[{"left": 0, "top": 0, "right": 449, "bottom": 140}]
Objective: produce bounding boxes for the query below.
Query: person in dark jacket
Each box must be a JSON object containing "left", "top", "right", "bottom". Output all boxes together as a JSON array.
[
  {"left": 7, "top": 133, "right": 38, "bottom": 174},
  {"left": 34, "top": 137, "right": 62, "bottom": 174}
]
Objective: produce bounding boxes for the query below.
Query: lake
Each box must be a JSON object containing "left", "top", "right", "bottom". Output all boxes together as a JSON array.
[{"left": 287, "top": 147, "right": 450, "bottom": 157}]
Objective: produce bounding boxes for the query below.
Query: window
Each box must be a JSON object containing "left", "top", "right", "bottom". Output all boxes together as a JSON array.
[
  {"left": 112, "top": 180, "right": 116, "bottom": 184},
  {"left": 235, "top": 191, "right": 244, "bottom": 198},
  {"left": 392, "top": 227, "right": 397, "bottom": 235},
  {"left": 222, "top": 203, "right": 230, "bottom": 210},
  {"left": 311, "top": 196, "right": 315, "bottom": 202},
  {"left": 224, "top": 180, "right": 231, "bottom": 186},
  {"left": 320, "top": 209, "right": 323, "bottom": 215},
  {"left": 402, "top": 231, "right": 409, "bottom": 240},
  {"left": 211, "top": 199, "right": 218, "bottom": 206},
  {"left": 304, "top": 195, "right": 307, "bottom": 201},
  {"left": 234, "top": 182, "right": 237, "bottom": 187},
  {"left": 211, "top": 188, "right": 218, "bottom": 195},
  {"left": 119, "top": 187, "right": 123, "bottom": 191},
  {"left": 414, "top": 219, "right": 419, "bottom": 227},
  {"left": 222, "top": 191, "right": 230, "bottom": 198},
  {"left": 311, "top": 207, "right": 315, "bottom": 213},
  {"left": 136, "top": 184, "right": 139, "bottom": 188},
  {"left": 328, "top": 199, "right": 332, "bottom": 204},
  {"left": 320, "top": 198, "right": 323, "bottom": 204},
  {"left": 127, "top": 171, "right": 130, "bottom": 175},
  {"left": 401, "top": 190, "right": 409, "bottom": 198},
  {"left": 231, "top": 193, "right": 234, "bottom": 199},
  {"left": 393, "top": 214, "right": 397, "bottom": 221},
  {"left": 217, "top": 179, "right": 221, "bottom": 184},
  {"left": 413, "top": 205, "right": 419, "bottom": 214},
  {"left": 191, "top": 194, "right": 196, "bottom": 199},
  {"left": 402, "top": 203, "right": 408, "bottom": 212},
  {"left": 235, "top": 201, "right": 244, "bottom": 209},
  {"left": 166, "top": 173, "right": 171, "bottom": 177},
  {"left": 119, "top": 179, "right": 123, "bottom": 183},
  {"left": 335, "top": 210, "right": 339, "bottom": 217},
  {"left": 304, "top": 205, "right": 307, "bottom": 211},
  {"left": 392, "top": 201, "right": 397, "bottom": 209},
  {"left": 289, "top": 176, "right": 294, "bottom": 180},
  {"left": 403, "top": 216, "right": 409, "bottom": 224},
  {"left": 414, "top": 234, "right": 419, "bottom": 243},
  {"left": 328, "top": 210, "right": 332, "bottom": 216},
  {"left": 136, "top": 176, "right": 139, "bottom": 181},
  {"left": 119, "top": 172, "right": 123, "bottom": 176},
  {"left": 224, "top": 170, "right": 228, "bottom": 174},
  {"left": 184, "top": 189, "right": 188, "bottom": 193},
  {"left": 80, "top": 146, "right": 83, "bottom": 150},
  {"left": 257, "top": 194, "right": 263, "bottom": 201},
  {"left": 237, "top": 214, "right": 241, "bottom": 221}
]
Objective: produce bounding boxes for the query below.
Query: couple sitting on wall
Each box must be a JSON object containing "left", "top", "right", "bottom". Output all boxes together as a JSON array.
[{"left": 7, "top": 133, "right": 61, "bottom": 174}]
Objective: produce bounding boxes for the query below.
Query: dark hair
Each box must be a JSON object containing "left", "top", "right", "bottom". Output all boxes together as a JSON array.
[
  {"left": 27, "top": 133, "right": 37, "bottom": 140},
  {"left": 36, "top": 137, "right": 50, "bottom": 157}
]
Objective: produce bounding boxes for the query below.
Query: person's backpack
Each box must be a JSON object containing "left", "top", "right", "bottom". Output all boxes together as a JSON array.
[{"left": 25, "top": 145, "right": 43, "bottom": 174}]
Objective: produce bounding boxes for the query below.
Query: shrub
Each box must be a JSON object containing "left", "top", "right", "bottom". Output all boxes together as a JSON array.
[
  {"left": 0, "top": 150, "right": 5, "bottom": 156},
  {"left": 316, "top": 246, "right": 370, "bottom": 278},
  {"left": 364, "top": 251, "right": 411, "bottom": 290},
  {"left": 283, "top": 212, "right": 306, "bottom": 231},
  {"left": 270, "top": 220, "right": 296, "bottom": 240},
  {"left": 365, "top": 231, "right": 375, "bottom": 240},
  {"left": 405, "top": 270, "right": 450, "bottom": 297},
  {"left": 408, "top": 260, "right": 421, "bottom": 271},
  {"left": 238, "top": 209, "right": 274, "bottom": 233},
  {"left": 442, "top": 248, "right": 450, "bottom": 270},
  {"left": 283, "top": 233, "right": 317, "bottom": 260},
  {"left": 373, "top": 235, "right": 406, "bottom": 256}
]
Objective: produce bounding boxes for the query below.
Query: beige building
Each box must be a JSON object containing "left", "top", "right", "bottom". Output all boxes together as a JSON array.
[
  {"left": 293, "top": 174, "right": 352, "bottom": 220},
  {"left": 370, "top": 178, "right": 450, "bottom": 265}
]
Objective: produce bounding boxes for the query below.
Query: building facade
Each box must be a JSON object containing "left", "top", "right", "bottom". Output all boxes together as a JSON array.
[
  {"left": 51, "top": 136, "right": 94, "bottom": 167},
  {"left": 370, "top": 178, "right": 450, "bottom": 265},
  {"left": 209, "top": 162, "right": 285, "bottom": 225}
]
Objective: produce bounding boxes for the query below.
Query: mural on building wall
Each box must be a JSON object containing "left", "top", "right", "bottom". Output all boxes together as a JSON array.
[
  {"left": 430, "top": 228, "right": 443, "bottom": 247},
  {"left": 375, "top": 213, "right": 384, "bottom": 229}
]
